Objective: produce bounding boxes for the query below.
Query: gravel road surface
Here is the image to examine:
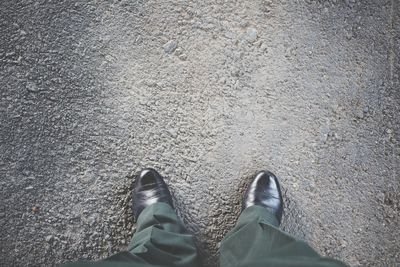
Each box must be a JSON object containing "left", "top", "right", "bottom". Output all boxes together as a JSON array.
[{"left": 1, "top": 0, "right": 399, "bottom": 266}]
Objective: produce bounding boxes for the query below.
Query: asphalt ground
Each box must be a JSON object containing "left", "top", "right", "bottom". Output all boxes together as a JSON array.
[{"left": 1, "top": 0, "right": 399, "bottom": 266}]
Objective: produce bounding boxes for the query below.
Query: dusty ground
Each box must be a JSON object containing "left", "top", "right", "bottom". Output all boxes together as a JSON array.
[{"left": 1, "top": 0, "right": 399, "bottom": 266}]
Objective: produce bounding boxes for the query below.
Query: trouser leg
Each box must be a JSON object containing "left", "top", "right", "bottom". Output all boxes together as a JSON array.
[
  {"left": 220, "top": 205, "right": 348, "bottom": 267},
  {"left": 63, "top": 202, "right": 200, "bottom": 267},
  {"left": 127, "top": 202, "right": 201, "bottom": 267}
]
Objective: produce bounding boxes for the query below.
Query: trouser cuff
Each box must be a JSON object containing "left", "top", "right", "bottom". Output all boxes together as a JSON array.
[
  {"left": 136, "top": 202, "right": 175, "bottom": 226},
  {"left": 240, "top": 205, "right": 280, "bottom": 228}
]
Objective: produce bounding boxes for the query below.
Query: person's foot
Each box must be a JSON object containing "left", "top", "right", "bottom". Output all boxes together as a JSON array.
[
  {"left": 133, "top": 168, "right": 173, "bottom": 220},
  {"left": 242, "top": 171, "right": 284, "bottom": 224}
]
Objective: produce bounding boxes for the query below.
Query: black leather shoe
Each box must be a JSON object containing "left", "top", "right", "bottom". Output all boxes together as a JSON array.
[
  {"left": 242, "top": 171, "right": 284, "bottom": 224},
  {"left": 133, "top": 168, "right": 173, "bottom": 220}
]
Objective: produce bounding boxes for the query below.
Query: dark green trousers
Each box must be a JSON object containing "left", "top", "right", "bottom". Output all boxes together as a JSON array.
[{"left": 64, "top": 203, "right": 347, "bottom": 267}]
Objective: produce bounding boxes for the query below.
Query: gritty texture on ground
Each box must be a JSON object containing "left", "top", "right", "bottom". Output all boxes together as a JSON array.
[{"left": 0, "top": 0, "right": 399, "bottom": 266}]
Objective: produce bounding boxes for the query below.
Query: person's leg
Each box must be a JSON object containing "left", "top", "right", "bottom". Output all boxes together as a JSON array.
[
  {"left": 127, "top": 202, "right": 200, "bottom": 267},
  {"left": 220, "top": 206, "right": 346, "bottom": 267},
  {"left": 220, "top": 171, "right": 348, "bottom": 267},
  {"left": 63, "top": 168, "right": 200, "bottom": 267},
  {"left": 63, "top": 204, "right": 199, "bottom": 267}
]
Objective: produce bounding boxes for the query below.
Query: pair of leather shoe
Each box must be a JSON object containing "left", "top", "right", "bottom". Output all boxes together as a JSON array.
[{"left": 133, "top": 168, "right": 283, "bottom": 224}]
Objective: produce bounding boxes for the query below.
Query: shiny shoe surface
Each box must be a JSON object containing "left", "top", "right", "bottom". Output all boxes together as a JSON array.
[
  {"left": 242, "top": 170, "right": 284, "bottom": 224},
  {"left": 133, "top": 168, "right": 173, "bottom": 220}
]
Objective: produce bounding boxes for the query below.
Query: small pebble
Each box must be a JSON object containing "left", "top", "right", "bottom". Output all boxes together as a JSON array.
[
  {"left": 246, "top": 28, "right": 258, "bottom": 43},
  {"left": 5, "top": 51, "right": 15, "bottom": 57},
  {"left": 174, "top": 47, "right": 183, "bottom": 55},
  {"left": 178, "top": 54, "right": 187, "bottom": 61},
  {"left": 32, "top": 206, "right": 40, "bottom": 213},
  {"left": 45, "top": 235, "right": 53, "bottom": 242},
  {"left": 260, "top": 43, "right": 268, "bottom": 52},
  {"left": 167, "top": 129, "right": 178, "bottom": 138},
  {"left": 26, "top": 82, "right": 39, "bottom": 92},
  {"left": 163, "top": 40, "right": 177, "bottom": 54}
]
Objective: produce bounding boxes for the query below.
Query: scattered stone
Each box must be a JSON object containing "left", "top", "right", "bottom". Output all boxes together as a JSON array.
[
  {"left": 105, "top": 55, "right": 113, "bottom": 62},
  {"left": 345, "top": 29, "right": 353, "bottom": 40},
  {"left": 178, "top": 54, "right": 187, "bottom": 61},
  {"left": 5, "top": 51, "right": 15, "bottom": 57},
  {"left": 334, "top": 132, "right": 342, "bottom": 141},
  {"left": 45, "top": 235, "right": 53, "bottom": 242},
  {"left": 224, "top": 31, "right": 236, "bottom": 39},
  {"left": 321, "top": 133, "right": 328, "bottom": 143},
  {"left": 174, "top": 47, "right": 183, "bottom": 56},
  {"left": 355, "top": 109, "right": 364, "bottom": 119},
  {"left": 246, "top": 28, "right": 258, "bottom": 43},
  {"left": 260, "top": 42, "right": 268, "bottom": 52},
  {"left": 252, "top": 40, "right": 261, "bottom": 48},
  {"left": 32, "top": 206, "right": 40, "bottom": 213},
  {"left": 135, "top": 35, "right": 142, "bottom": 44},
  {"left": 26, "top": 82, "right": 39, "bottom": 92},
  {"left": 167, "top": 129, "right": 178, "bottom": 138},
  {"left": 163, "top": 40, "right": 177, "bottom": 54},
  {"left": 303, "top": 180, "right": 316, "bottom": 192}
]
